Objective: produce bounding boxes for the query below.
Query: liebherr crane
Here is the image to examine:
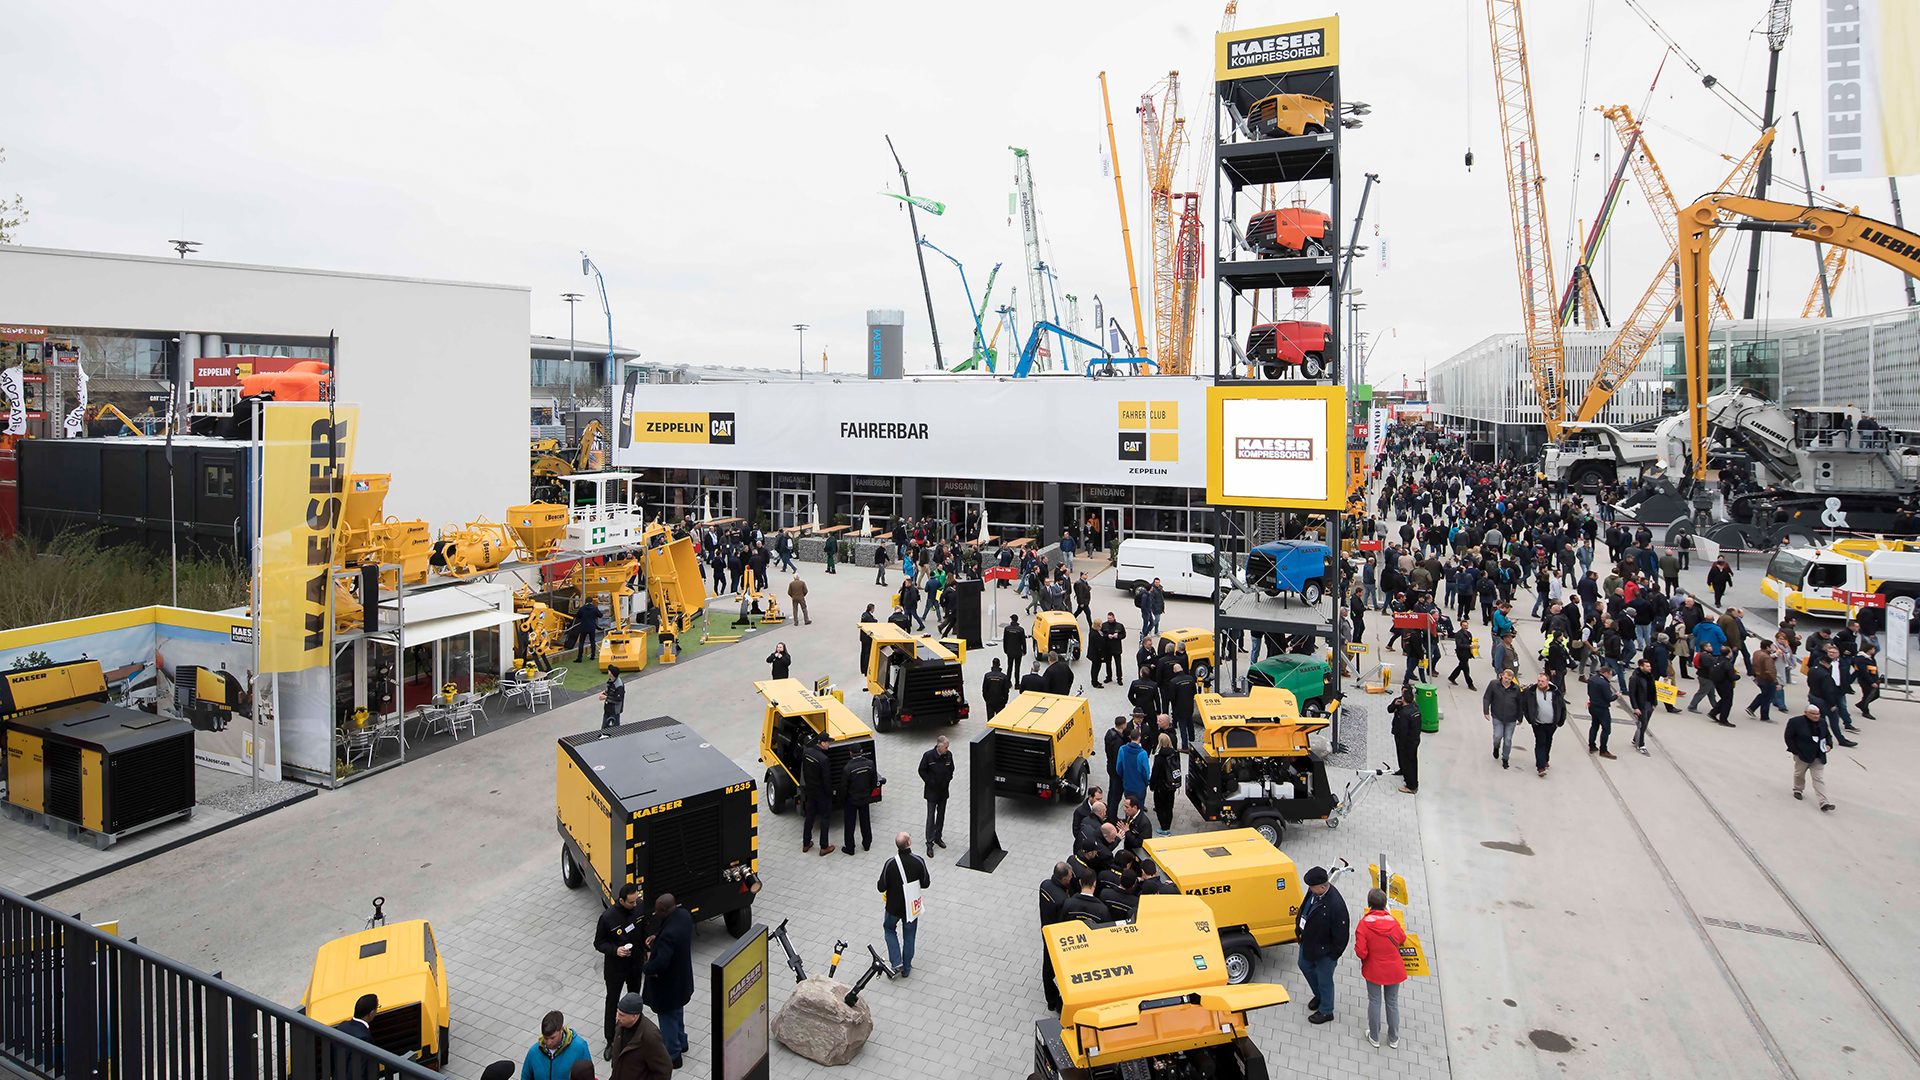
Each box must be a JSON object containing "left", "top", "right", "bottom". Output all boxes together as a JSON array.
[
  {"left": 1570, "top": 125, "right": 1773, "bottom": 424},
  {"left": 1010, "top": 147, "right": 1053, "bottom": 371},
  {"left": 1599, "top": 104, "right": 1733, "bottom": 319},
  {"left": 1141, "top": 73, "right": 1193, "bottom": 374},
  {"left": 1485, "top": 0, "right": 1568, "bottom": 438}
]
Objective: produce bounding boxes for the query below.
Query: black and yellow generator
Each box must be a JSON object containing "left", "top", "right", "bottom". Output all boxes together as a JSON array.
[
  {"left": 857, "top": 623, "right": 968, "bottom": 731},
  {"left": 4, "top": 701, "right": 196, "bottom": 849},
  {"left": 175, "top": 664, "right": 246, "bottom": 732},
  {"left": 1184, "top": 687, "right": 1336, "bottom": 847},
  {"left": 1036, "top": 894, "right": 1286, "bottom": 1079},
  {"left": 0, "top": 659, "right": 110, "bottom": 718},
  {"left": 755, "top": 678, "right": 879, "bottom": 815},
  {"left": 557, "top": 716, "right": 758, "bottom": 937},
  {"left": 983, "top": 691, "right": 1091, "bottom": 802},
  {"left": 302, "top": 903, "right": 451, "bottom": 1069}
]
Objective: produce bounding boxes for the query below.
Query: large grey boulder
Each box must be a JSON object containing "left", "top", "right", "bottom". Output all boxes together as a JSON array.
[{"left": 773, "top": 975, "right": 873, "bottom": 1066}]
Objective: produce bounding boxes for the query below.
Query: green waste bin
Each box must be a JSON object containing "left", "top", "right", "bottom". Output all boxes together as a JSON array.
[{"left": 1415, "top": 682, "right": 1441, "bottom": 733}]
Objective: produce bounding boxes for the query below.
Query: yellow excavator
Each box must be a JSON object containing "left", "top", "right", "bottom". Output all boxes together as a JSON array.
[
  {"left": 531, "top": 420, "right": 606, "bottom": 500},
  {"left": 88, "top": 403, "right": 155, "bottom": 437}
]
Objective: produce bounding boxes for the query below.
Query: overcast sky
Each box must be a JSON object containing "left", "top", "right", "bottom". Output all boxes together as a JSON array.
[{"left": 3, "top": 1, "right": 1908, "bottom": 387}]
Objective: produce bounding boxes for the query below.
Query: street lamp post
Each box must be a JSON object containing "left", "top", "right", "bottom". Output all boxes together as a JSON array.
[
  {"left": 560, "top": 292, "right": 584, "bottom": 407},
  {"left": 793, "top": 324, "right": 809, "bottom": 380}
]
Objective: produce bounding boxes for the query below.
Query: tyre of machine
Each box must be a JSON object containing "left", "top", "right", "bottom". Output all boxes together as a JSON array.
[
  {"left": 1156, "top": 626, "right": 1216, "bottom": 688},
  {"left": 1035, "top": 894, "right": 1286, "bottom": 1080},
  {"left": 982, "top": 691, "right": 1092, "bottom": 802},
  {"left": 556, "top": 715, "right": 760, "bottom": 939},
  {"left": 858, "top": 623, "right": 968, "bottom": 730},
  {"left": 302, "top": 907, "right": 452, "bottom": 1069},
  {"left": 1183, "top": 687, "right": 1337, "bottom": 845},
  {"left": 1030, "top": 610, "right": 1082, "bottom": 661},
  {"left": 754, "top": 677, "right": 880, "bottom": 819},
  {"left": 1144, "top": 829, "right": 1306, "bottom": 986}
]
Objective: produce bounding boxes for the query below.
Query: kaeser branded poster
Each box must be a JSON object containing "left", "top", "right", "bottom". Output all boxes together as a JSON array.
[
  {"left": 1206, "top": 385, "right": 1346, "bottom": 510},
  {"left": 616, "top": 378, "right": 1208, "bottom": 488},
  {"left": 258, "top": 402, "right": 358, "bottom": 673}
]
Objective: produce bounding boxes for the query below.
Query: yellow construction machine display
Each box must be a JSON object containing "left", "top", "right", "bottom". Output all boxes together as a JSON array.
[
  {"left": 1036, "top": 894, "right": 1286, "bottom": 1079},
  {"left": 641, "top": 522, "right": 708, "bottom": 639},
  {"left": 514, "top": 588, "right": 570, "bottom": 666},
  {"left": 732, "top": 566, "right": 783, "bottom": 627},
  {"left": 505, "top": 503, "right": 569, "bottom": 563},
  {"left": 1030, "top": 610, "right": 1081, "bottom": 660},
  {"left": 428, "top": 520, "right": 517, "bottom": 577},
  {"left": 371, "top": 518, "right": 433, "bottom": 585},
  {"left": 1144, "top": 828, "right": 1305, "bottom": 986},
  {"left": 301, "top": 901, "right": 451, "bottom": 1069},
  {"left": 857, "top": 623, "right": 968, "bottom": 730},
  {"left": 531, "top": 420, "right": 606, "bottom": 500},
  {"left": 982, "top": 691, "right": 1091, "bottom": 802},
  {"left": 1156, "top": 626, "right": 1216, "bottom": 687},
  {"left": 755, "top": 678, "right": 879, "bottom": 815}
]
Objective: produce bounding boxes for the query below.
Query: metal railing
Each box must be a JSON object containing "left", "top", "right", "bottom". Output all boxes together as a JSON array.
[{"left": 1, "top": 887, "right": 437, "bottom": 1080}]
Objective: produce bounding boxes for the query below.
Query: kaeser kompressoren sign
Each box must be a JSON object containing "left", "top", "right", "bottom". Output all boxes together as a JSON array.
[{"left": 1216, "top": 16, "right": 1340, "bottom": 81}]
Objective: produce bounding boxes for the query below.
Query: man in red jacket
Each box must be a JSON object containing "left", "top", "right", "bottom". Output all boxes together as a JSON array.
[{"left": 1352, "top": 888, "right": 1409, "bottom": 1048}]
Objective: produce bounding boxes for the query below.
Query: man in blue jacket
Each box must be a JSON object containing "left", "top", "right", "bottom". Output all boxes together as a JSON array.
[
  {"left": 1116, "top": 727, "right": 1151, "bottom": 809},
  {"left": 642, "top": 894, "right": 695, "bottom": 1069},
  {"left": 520, "top": 1010, "right": 592, "bottom": 1080}
]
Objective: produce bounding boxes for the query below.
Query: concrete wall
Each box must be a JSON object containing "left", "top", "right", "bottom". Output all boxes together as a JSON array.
[{"left": 0, "top": 246, "right": 530, "bottom": 529}]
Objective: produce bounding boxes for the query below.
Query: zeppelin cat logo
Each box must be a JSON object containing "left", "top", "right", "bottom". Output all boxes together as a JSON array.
[
  {"left": 1117, "top": 400, "right": 1179, "bottom": 467},
  {"left": 632, "top": 412, "right": 735, "bottom": 445}
]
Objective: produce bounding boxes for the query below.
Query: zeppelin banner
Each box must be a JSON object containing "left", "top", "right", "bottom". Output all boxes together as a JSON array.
[
  {"left": 615, "top": 378, "right": 1209, "bottom": 488},
  {"left": 1823, "top": 0, "right": 1920, "bottom": 179},
  {"left": 258, "top": 403, "right": 358, "bottom": 673}
]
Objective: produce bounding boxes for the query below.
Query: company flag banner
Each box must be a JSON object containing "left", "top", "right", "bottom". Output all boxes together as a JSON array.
[
  {"left": 0, "top": 366, "right": 23, "bottom": 435},
  {"left": 61, "top": 362, "right": 89, "bottom": 438},
  {"left": 258, "top": 403, "right": 358, "bottom": 673},
  {"left": 1822, "top": 0, "right": 1920, "bottom": 179},
  {"left": 882, "top": 192, "right": 946, "bottom": 216}
]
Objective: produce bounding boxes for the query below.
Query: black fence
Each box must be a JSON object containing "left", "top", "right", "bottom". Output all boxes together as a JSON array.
[{"left": 1, "top": 887, "right": 438, "bottom": 1080}]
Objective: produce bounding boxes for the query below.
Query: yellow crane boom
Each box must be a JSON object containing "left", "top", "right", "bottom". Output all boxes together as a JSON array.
[
  {"left": 1599, "top": 104, "right": 1733, "bottom": 319},
  {"left": 1141, "top": 73, "right": 1190, "bottom": 375},
  {"left": 1571, "top": 126, "right": 1774, "bottom": 424},
  {"left": 1099, "top": 71, "right": 1148, "bottom": 363},
  {"left": 1679, "top": 195, "right": 1920, "bottom": 476},
  {"left": 1486, "top": 0, "right": 1568, "bottom": 438}
]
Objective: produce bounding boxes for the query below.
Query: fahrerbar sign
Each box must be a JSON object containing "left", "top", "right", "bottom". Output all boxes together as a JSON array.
[{"left": 617, "top": 379, "right": 1207, "bottom": 488}]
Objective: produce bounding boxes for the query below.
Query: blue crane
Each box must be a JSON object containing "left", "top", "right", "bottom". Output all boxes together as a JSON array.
[
  {"left": 1011, "top": 321, "right": 1157, "bottom": 379},
  {"left": 917, "top": 238, "right": 1000, "bottom": 373}
]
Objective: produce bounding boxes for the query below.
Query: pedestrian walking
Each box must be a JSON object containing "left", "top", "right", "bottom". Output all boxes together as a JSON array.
[
  {"left": 1628, "top": 658, "right": 1657, "bottom": 755},
  {"left": 599, "top": 672, "right": 626, "bottom": 730},
  {"left": 1296, "top": 866, "right": 1348, "bottom": 1025},
  {"left": 1003, "top": 615, "right": 1027, "bottom": 673},
  {"left": 981, "top": 659, "right": 1011, "bottom": 718},
  {"left": 1785, "top": 705, "right": 1836, "bottom": 812},
  {"left": 787, "top": 575, "right": 811, "bottom": 624},
  {"left": 1382, "top": 687, "right": 1420, "bottom": 793},
  {"left": 1526, "top": 672, "right": 1566, "bottom": 776},
  {"left": 606, "top": 993, "right": 671, "bottom": 1080},
  {"left": 594, "top": 885, "right": 646, "bottom": 1059},
  {"left": 877, "top": 833, "right": 931, "bottom": 977},
  {"left": 641, "top": 895, "right": 693, "bottom": 1069},
  {"left": 1353, "top": 889, "right": 1408, "bottom": 1049},
  {"left": 1585, "top": 667, "right": 1619, "bottom": 758},
  {"left": 1705, "top": 557, "right": 1734, "bottom": 607},
  {"left": 764, "top": 643, "right": 792, "bottom": 681},
  {"left": 918, "top": 735, "right": 953, "bottom": 856},
  {"left": 522, "top": 1011, "right": 593, "bottom": 1080},
  {"left": 873, "top": 544, "right": 889, "bottom": 585},
  {"left": 1482, "top": 668, "right": 1526, "bottom": 769},
  {"left": 1137, "top": 578, "right": 1166, "bottom": 636}
]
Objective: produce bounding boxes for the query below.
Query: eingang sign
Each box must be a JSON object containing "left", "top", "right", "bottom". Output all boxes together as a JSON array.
[{"left": 615, "top": 379, "right": 1208, "bottom": 488}]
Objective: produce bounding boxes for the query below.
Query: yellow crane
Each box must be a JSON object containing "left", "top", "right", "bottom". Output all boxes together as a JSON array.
[
  {"left": 1099, "top": 71, "right": 1148, "bottom": 363},
  {"left": 1141, "top": 72, "right": 1191, "bottom": 375},
  {"left": 1486, "top": 0, "right": 1568, "bottom": 438},
  {"left": 1599, "top": 104, "right": 1733, "bottom": 319},
  {"left": 1678, "top": 195, "right": 1920, "bottom": 476},
  {"left": 1571, "top": 125, "right": 1773, "bottom": 424}
]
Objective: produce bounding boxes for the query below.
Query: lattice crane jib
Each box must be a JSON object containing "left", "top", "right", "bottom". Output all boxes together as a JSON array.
[
  {"left": 1486, "top": 0, "right": 1567, "bottom": 437},
  {"left": 1601, "top": 104, "right": 1731, "bottom": 318},
  {"left": 1011, "top": 147, "right": 1050, "bottom": 370}
]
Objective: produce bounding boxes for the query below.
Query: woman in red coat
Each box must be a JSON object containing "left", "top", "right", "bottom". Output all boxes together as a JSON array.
[{"left": 1352, "top": 888, "right": 1408, "bottom": 1048}]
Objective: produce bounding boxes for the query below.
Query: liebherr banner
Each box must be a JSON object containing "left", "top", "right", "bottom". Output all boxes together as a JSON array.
[
  {"left": 1823, "top": 0, "right": 1920, "bottom": 179},
  {"left": 616, "top": 378, "right": 1208, "bottom": 488}
]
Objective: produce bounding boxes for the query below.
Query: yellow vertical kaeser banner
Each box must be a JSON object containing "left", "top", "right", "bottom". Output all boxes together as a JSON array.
[{"left": 258, "top": 403, "right": 357, "bottom": 673}]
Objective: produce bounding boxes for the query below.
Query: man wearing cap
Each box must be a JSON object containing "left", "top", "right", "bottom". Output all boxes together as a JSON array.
[
  {"left": 607, "top": 992, "right": 672, "bottom": 1080},
  {"left": 1295, "top": 865, "right": 1349, "bottom": 1026}
]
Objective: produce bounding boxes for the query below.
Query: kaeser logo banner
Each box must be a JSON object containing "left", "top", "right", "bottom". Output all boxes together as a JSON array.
[
  {"left": 258, "top": 403, "right": 357, "bottom": 673},
  {"left": 1217, "top": 17, "right": 1340, "bottom": 81}
]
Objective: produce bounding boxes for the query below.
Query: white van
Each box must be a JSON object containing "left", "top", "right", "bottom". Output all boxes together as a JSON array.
[{"left": 1113, "top": 539, "right": 1224, "bottom": 599}]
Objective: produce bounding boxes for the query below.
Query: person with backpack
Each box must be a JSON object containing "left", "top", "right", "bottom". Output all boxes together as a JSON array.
[{"left": 841, "top": 746, "right": 882, "bottom": 854}]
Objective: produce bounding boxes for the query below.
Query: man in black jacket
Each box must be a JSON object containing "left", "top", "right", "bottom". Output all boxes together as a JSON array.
[
  {"left": 1096, "top": 614, "right": 1127, "bottom": 686},
  {"left": 877, "top": 833, "right": 931, "bottom": 977},
  {"left": 1073, "top": 573, "right": 1093, "bottom": 625},
  {"left": 641, "top": 895, "right": 694, "bottom": 1068},
  {"left": 1165, "top": 664, "right": 1198, "bottom": 749},
  {"left": 841, "top": 747, "right": 881, "bottom": 854},
  {"left": 1127, "top": 673, "right": 1163, "bottom": 722},
  {"left": 1044, "top": 652, "right": 1074, "bottom": 695},
  {"left": 1059, "top": 867, "right": 1111, "bottom": 926},
  {"left": 600, "top": 671, "right": 626, "bottom": 730},
  {"left": 1070, "top": 786, "right": 1104, "bottom": 849},
  {"left": 801, "top": 732, "right": 836, "bottom": 855},
  {"left": 1627, "top": 658, "right": 1658, "bottom": 755},
  {"left": 1390, "top": 688, "right": 1422, "bottom": 794},
  {"left": 1482, "top": 668, "right": 1527, "bottom": 769},
  {"left": 981, "top": 659, "right": 1011, "bottom": 718},
  {"left": 594, "top": 885, "right": 646, "bottom": 1056},
  {"left": 1524, "top": 672, "right": 1567, "bottom": 776},
  {"left": 1038, "top": 863, "right": 1075, "bottom": 1010},
  {"left": 1785, "top": 705, "right": 1835, "bottom": 812},
  {"left": 1296, "top": 866, "right": 1349, "bottom": 1025},
  {"left": 1807, "top": 643, "right": 1860, "bottom": 747},
  {"left": 1585, "top": 667, "right": 1619, "bottom": 758},
  {"left": 918, "top": 736, "right": 953, "bottom": 856},
  {"left": 1003, "top": 616, "right": 1027, "bottom": 673}
]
